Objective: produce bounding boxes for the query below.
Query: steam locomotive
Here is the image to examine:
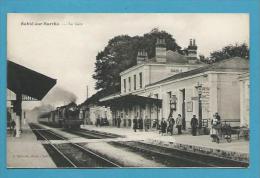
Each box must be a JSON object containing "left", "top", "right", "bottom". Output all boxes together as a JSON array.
[{"left": 38, "top": 102, "right": 83, "bottom": 129}]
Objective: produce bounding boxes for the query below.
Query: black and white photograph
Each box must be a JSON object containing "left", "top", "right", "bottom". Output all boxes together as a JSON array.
[{"left": 6, "top": 13, "right": 249, "bottom": 168}]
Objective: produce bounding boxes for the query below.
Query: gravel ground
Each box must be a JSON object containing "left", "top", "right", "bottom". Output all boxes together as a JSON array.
[{"left": 82, "top": 142, "right": 165, "bottom": 167}]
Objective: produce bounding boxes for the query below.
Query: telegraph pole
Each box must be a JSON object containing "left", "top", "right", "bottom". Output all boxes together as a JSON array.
[{"left": 86, "top": 85, "right": 89, "bottom": 99}]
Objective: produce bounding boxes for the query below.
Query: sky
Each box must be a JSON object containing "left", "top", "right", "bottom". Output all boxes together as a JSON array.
[{"left": 7, "top": 13, "right": 249, "bottom": 108}]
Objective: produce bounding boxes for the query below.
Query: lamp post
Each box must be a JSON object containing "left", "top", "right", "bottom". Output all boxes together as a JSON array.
[{"left": 195, "top": 82, "right": 203, "bottom": 129}]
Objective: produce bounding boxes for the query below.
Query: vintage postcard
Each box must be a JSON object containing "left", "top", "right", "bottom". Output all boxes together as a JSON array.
[{"left": 6, "top": 13, "right": 250, "bottom": 168}]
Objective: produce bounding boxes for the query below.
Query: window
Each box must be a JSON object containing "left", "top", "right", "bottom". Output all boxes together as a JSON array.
[
  {"left": 134, "top": 75, "right": 136, "bottom": 90},
  {"left": 167, "top": 92, "right": 172, "bottom": 104},
  {"left": 128, "top": 77, "right": 131, "bottom": 91},
  {"left": 123, "top": 79, "right": 126, "bottom": 92},
  {"left": 139, "top": 72, "right": 143, "bottom": 88}
]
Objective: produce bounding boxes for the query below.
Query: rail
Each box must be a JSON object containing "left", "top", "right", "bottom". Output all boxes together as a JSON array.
[
  {"left": 32, "top": 128, "right": 77, "bottom": 167},
  {"left": 31, "top": 123, "right": 121, "bottom": 167}
]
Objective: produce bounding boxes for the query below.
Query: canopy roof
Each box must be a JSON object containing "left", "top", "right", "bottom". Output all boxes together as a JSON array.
[
  {"left": 99, "top": 94, "right": 162, "bottom": 108},
  {"left": 57, "top": 102, "right": 77, "bottom": 109},
  {"left": 7, "top": 60, "right": 57, "bottom": 100}
]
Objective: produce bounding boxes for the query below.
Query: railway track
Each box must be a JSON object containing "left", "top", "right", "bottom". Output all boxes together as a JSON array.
[
  {"left": 29, "top": 123, "right": 248, "bottom": 167},
  {"left": 29, "top": 123, "right": 121, "bottom": 168},
  {"left": 110, "top": 141, "right": 249, "bottom": 167},
  {"left": 65, "top": 128, "right": 122, "bottom": 139}
]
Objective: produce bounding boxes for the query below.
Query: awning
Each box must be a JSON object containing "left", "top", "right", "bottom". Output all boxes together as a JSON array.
[
  {"left": 7, "top": 60, "right": 57, "bottom": 100},
  {"left": 99, "top": 94, "right": 162, "bottom": 108}
]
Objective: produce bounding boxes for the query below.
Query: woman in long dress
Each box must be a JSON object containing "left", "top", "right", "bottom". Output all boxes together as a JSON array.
[{"left": 210, "top": 114, "right": 221, "bottom": 143}]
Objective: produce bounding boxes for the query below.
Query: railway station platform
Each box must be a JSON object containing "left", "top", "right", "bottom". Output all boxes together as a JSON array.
[
  {"left": 6, "top": 122, "right": 56, "bottom": 168},
  {"left": 81, "top": 125, "right": 249, "bottom": 163}
]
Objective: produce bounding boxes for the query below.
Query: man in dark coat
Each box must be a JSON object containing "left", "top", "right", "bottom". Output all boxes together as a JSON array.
[
  {"left": 117, "top": 117, "right": 121, "bottom": 128},
  {"left": 160, "top": 118, "right": 167, "bottom": 136},
  {"left": 144, "top": 116, "right": 150, "bottom": 132},
  {"left": 176, "top": 114, "right": 183, "bottom": 134},
  {"left": 10, "top": 119, "right": 16, "bottom": 137},
  {"left": 96, "top": 116, "right": 101, "bottom": 127},
  {"left": 167, "top": 116, "right": 175, "bottom": 135},
  {"left": 138, "top": 117, "right": 143, "bottom": 131},
  {"left": 133, "top": 116, "right": 138, "bottom": 132},
  {"left": 191, "top": 115, "right": 198, "bottom": 136}
]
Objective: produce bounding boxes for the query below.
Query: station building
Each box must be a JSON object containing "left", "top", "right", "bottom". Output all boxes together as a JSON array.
[
  {"left": 87, "top": 39, "right": 249, "bottom": 130},
  {"left": 78, "top": 90, "right": 114, "bottom": 125}
]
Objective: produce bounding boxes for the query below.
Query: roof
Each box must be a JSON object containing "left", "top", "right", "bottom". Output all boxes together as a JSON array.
[
  {"left": 120, "top": 51, "right": 203, "bottom": 76},
  {"left": 99, "top": 94, "right": 162, "bottom": 108},
  {"left": 166, "top": 50, "right": 189, "bottom": 63},
  {"left": 147, "top": 57, "right": 249, "bottom": 87},
  {"left": 57, "top": 102, "right": 77, "bottom": 109},
  {"left": 7, "top": 60, "right": 57, "bottom": 100},
  {"left": 79, "top": 87, "right": 120, "bottom": 107},
  {"left": 147, "top": 50, "right": 202, "bottom": 64}
]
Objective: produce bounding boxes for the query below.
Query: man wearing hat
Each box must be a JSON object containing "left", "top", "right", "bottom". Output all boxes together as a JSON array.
[
  {"left": 215, "top": 112, "right": 221, "bottom": 122},
  {"left": 191, "top": 115, "right": 198, "bottom": 136}
]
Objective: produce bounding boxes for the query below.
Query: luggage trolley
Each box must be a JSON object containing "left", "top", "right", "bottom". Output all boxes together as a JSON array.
[{"left": 211, "top": 122, "right": 232, "bottom": 143}]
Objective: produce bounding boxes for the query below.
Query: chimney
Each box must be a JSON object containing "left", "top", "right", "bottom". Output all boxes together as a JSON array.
[
  {"left": 190, "top": 39, "right": 192, "bottom": 46},
  {"left": 137, "top": 50, "right": 148, "bottom": 64},
  {"left": 155, "top": 38, "right": 166, "bottom": 63},
  {"left": 187, "top": 38, "right": 198, "bottom": 62}
]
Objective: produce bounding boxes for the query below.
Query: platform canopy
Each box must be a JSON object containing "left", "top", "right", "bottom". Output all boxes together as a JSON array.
[
  {"left": 99, "top": 94, "right": 162, "bottom": 108},
  {"left": 7, "top": 60, "right": 57, "bottom": 100}
]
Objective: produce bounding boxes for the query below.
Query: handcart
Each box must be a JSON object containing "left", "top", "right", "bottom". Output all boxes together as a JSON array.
[
  {"left": 210, "top": 123, "right": 232, "bottom": 143},
  {"left": 221, "top": 123, "right": 232, "bottom": 143}
]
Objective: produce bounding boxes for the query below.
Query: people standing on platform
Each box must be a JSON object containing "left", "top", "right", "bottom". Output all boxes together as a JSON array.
[
  {"left": 160, "top": 118, "right": 167, "bottom": 136},
  {"left": 144, "top": 116, "right": 150, "bottom": 132},
  {"left": 191, "top": 115, "right": 198, "bottom": 136},
  {"left": 133, "top": 116, "right": 138, "bottom": 132},
  {"left": 138, "top": 117, "right": 143, "bottom": 131},
  {"left": 114, "top": 116, "right": 117, "bottom": 127},
  {"left": 10, "top": 119, "right": 16, "bottom": 137},
  {"left": 117, "top": 116, "right": 121, "bottom": 128},
  {"left": 215, "top": 112, "right": 221, "bottom": 123},
  {"left": 96, "top": 116, "right": 101, "bottom": 127},
  {"left": 176, "top": 114, "right": 183, "bottom": 134},
  {"left": 210, "top": 113, "right": 221, "bottom": 142},
  {"left": 7, "top": 110, "right": 11, "bottom": 130},
  {"left": 167, "top": 116, "right": 175, "bottom": 136}
]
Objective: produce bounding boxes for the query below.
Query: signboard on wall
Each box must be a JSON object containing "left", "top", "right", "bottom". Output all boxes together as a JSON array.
[
  {"left": 201, "top": 87, "right": 210, "bottom": 100},
  {"left": 201, "top": 87, "right": 210, "bottom": 118}
]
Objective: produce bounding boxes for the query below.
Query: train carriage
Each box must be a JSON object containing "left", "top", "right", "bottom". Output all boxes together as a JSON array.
[{"left": 38, "top": 111, "right": 51, "bottom": 125}]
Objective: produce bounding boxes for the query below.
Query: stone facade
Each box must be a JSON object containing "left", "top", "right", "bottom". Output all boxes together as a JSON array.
[{"left": 239, "top": 72, "right": 250, "bottom": 127}]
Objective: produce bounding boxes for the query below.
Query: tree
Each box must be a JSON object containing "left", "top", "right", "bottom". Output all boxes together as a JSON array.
[
  {"left": 209, "top": 43, "right": 249, "bottom": 62},
  {"left": 92, "top": 29, "right": 182, "bottom": 92},
  {"left": 93, "top": 35, "right": 136, "bottom": 92}
]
